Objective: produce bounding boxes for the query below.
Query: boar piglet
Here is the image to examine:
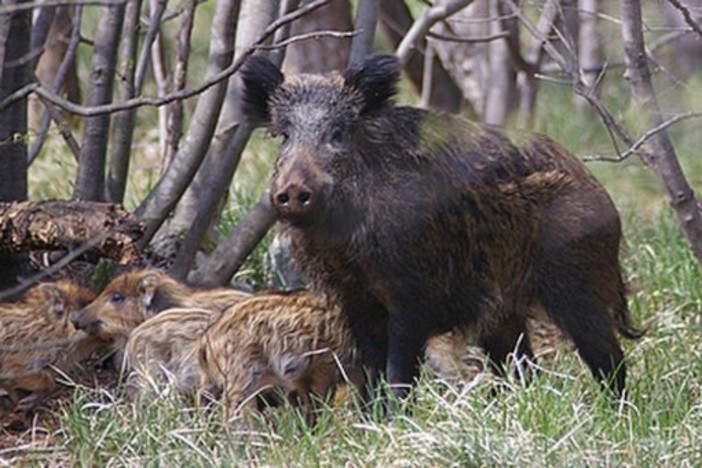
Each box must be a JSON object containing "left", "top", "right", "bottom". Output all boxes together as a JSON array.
[{"left": 0, "top": 280, "right": 99, "bottom": 412}]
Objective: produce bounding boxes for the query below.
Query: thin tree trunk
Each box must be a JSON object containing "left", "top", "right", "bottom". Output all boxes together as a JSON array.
[
  {"left": 106, "top": 0, "right": 144, "bottom": 203},
  {"left": 620, "top": 0, "right": 702, "bottom": 263},
  {"left": 576, "top": 0, "right": 601, "bottom": 109},
  {"left": 162, "top": 0, "right": 198, "bottom": 172},
  {"left": 28, "top": 6, "right": 82, "bottom": 163},
  {"left": 135, "top": 0, "right": 242, "bottom": 246},
  {"left": 484, "top": 0, "right": 518, "bottom": 125},
  {"left": 349, "top": 0, "right": 379, "bottom": 64},
  {"left": 188, "top": 195, "right": 277, "bottom": 287},
  {"left": 284, "top": 0, "right": 349, "bottom": 73},
  {"left": 0, "top": 0, "right": 31, "bottom": 290},
  {"left": 73, "top": 2, "right": 125, "bottom": 201},
  {"left": 517, "top": 0, "right": 560, "bottom": 128}
]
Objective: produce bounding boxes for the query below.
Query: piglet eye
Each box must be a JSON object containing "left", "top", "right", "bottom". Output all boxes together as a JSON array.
[
  {"left": 110, "top": 292, "right": 125, "bottom": 304},
  {"left": 330, "top": 127, "right": 343, "bottom": 145}
]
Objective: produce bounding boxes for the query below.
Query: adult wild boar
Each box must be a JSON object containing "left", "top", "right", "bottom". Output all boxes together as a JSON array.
[{"left": 240, "top": 54, "right": 645, "bottom": 399}]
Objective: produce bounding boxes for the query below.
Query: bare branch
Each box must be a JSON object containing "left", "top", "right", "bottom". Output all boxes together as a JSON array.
[
  {"left": 666, "top": 0, "right": 702, "bottom": 39},
  {"left": 0, "top": 0, "right": 333, "bottom": 117},
  {"left": 426, "top": 29, "right": 508, "bottom": 43},
  {"left": 396, "top": 0, "right": 475, "bottom": 64},
  {"left": 257, "top": 29, "right": 356, "bottom": 50},
  {"left": 583, "top": 111, "right": 702, "bottom": 162},
  {"left": 134, "top": 0, "right": 167, "bottom": 92},
  {"left": 36, "top": 96, "right": 81, "bottom": 160}
]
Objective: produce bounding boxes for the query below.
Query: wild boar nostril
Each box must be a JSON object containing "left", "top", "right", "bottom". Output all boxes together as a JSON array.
[
  {"left": 297, "top": 191, "right": 312, "bottom": 206},
  {"left": 276, "top": 192, "right": 291, "bottom": 206}
]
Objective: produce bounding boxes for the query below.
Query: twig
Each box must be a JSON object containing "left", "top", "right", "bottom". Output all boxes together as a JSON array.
[
  {"left": 583, "top": 111, "right": 702, "bottom": 162},
  {"left": 0, "top": 0, "right": 333, "bottom": 117},
  {"left": 426, "top": 29, "right": 508, "bottom": 43},
  {"left": 36, "top": 96, "right": 81, "bottom": 159},
  {"left": 666, "top": 0, "right": 702, "bottom": 39},
  {"left": 396, "top": 0, "right": 475, "bottom": 64},
  {"left": 506, "top": 1, "right": 636, "bottom": 149},
  {"left": 256, "top": 30, "right": 356, "bottom": 50}
]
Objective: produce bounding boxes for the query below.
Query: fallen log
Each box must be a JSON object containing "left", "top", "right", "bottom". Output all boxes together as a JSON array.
[{"left": 0, "top": 201, "right": 143, "bottom": 264}]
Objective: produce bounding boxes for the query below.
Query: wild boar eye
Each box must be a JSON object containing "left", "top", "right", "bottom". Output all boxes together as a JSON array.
[
  {"left": 330, "top": 127, "right": 344, "bottom": 145},
  {"left": 110, "top": 292, "right": 125, "bottom": 304}
]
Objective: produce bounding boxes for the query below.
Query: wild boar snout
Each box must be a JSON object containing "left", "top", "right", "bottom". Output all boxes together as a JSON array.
[{"left": 270, "top": 152, "right": 331, "bottom": 220}]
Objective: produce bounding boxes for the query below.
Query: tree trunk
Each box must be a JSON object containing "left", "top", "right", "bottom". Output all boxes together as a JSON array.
[
  {"left": 0, "top": 0, "right": 31, "bottom": 291},
  {"left": 188, "top": 195, "right": 277, "bottom": 287},
  {"left": 620, "top": 0, "right": 702, "bottom": 263},
  {"left": 349, "top": 0, "right": 378, "bottom": 65},
  {"left": 576, "top": 0, "right": 602, "bottom": 109},
  {"left": 284, "top": 0, "right": 351, "bottom": 73},
  {"left": 73, "top": 2, "right": 125, "bottom": 201},
  {"left": 484, "top": 0, "right": 518, "bottom": 125},
  {"left": 106, "top": 0, "right": 143, "bottom": 203}
]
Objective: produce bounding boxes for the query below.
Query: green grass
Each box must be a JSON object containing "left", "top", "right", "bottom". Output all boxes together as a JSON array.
[{"left": 3, "top": 207, "right": 700, "bottom": 466}]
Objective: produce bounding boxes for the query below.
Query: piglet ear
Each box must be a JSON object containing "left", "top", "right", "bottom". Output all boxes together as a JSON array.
[
  {"left": 240, "top": 55, "right": 284, "bottom": 124},
  {"left": 34, "top": 283, "right": 66, "bottom": 318},
  {"left": 343, "top": 54, "right": 400, "bottom": 114},
  {"left": 138, "top": 272, "right": 160, "bottom": 312}
]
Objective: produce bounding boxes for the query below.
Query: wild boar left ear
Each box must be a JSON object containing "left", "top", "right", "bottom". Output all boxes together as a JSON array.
[
  {"left": 240, "top": 54, "right": 284, "bottom": 124},
  {"left": 138, "top": 272, "right": 160, "bottom": 312},
  {"left": 343, "top": 54, "right": 401, "bottom": 114},
  {"left": 37, "top": 283, "right": 66, "bottom": 318}
]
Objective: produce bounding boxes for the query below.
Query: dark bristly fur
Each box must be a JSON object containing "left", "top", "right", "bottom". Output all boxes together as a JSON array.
[{"left": 240, "top": 54, "right": 646, "bottom": 400}]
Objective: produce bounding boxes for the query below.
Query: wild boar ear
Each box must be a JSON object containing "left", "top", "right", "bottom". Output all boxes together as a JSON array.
[
  {"left": 138, "top": 273, "right": 160, "bottom": 312},
  {"left": 37, "top": 283, "right": 66, "bottom": 318},
  {"left": 240, "top": 55, "right": 284, "bottom": 124},
  {"left": 343, "top": 54, "right": 401, "bottom": 114}
]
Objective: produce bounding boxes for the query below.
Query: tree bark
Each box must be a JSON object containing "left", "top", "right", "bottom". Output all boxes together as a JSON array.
[
  {"left": 73, "top": 2, "right": 125, "bottom": 201},
  {"left": 484, "top": 0, "right": 518, "bottom": 125},
  {"left": 284, "top": 0, "right": 350, "bottom": 73},
  {"left": 349, "top": 0, "right": 379, "bottom": 64},
  {"left": 576, "top": 0, "right": 602, "bottom": 109},
  {"left": 106, "top": 0, "right": 144, "bottom": 203},
  {"left": 0, "top": 0, "right": 31, "bottom": 291},
  {"left": 162, "top": 0, "right": 198, "bottom": 172},
  {"left": 620, "top": 0, "right": 702, "bottom": 263},
  {"left": 0, "top": 201, "right": 143, "bottom": 264}
]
